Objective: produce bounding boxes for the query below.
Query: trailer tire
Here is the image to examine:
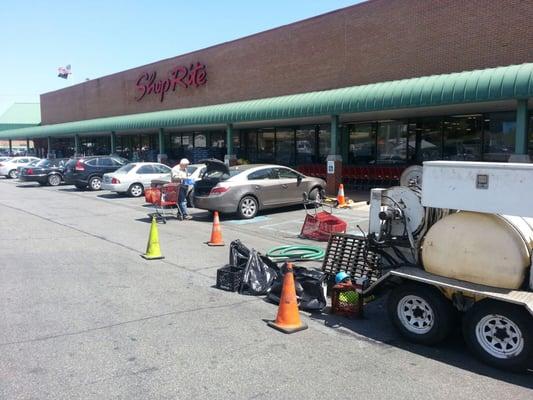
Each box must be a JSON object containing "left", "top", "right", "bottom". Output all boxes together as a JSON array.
[
  {"left": 463, "top": 300, "right": 533, "bottom": 372},
  {"left": 387, "top": 283, "right": 455, "bottom": 345}
]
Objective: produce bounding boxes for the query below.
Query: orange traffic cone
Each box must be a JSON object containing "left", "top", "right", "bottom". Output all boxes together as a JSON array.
[
  {"left": 337, "top": 184, "right": 346, "bottom": 206},
  {"left": 207, "top": 211, "right": 225, "bottom": 246},
  {"left": 267, "top": 263, "right": 308, "bottom": 334}
]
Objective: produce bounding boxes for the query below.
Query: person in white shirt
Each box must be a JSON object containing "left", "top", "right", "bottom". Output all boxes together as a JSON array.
[{"left": 171, "top": 158, "right": 193, "bottom": 220}]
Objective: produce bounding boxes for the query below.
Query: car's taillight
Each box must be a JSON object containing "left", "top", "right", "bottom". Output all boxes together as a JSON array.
[
  {"left": 210, "top": 185, "right": 230, "bottom": 195},
  {"left": 75, "top": 160, "right": 85, "bottom": 171},
  {"left": 27, "top": 169, "right": 33, "bottom": 175},
  {"left": 111, "top": 177, "right": 120, "bottom": 184}
]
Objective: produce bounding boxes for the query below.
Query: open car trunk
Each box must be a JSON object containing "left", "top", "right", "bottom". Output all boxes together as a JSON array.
[{"left": 194, "top": 159, "right": 231, "bottom": 196}]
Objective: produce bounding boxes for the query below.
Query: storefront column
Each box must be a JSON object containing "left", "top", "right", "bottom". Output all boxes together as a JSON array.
[
  {"left": 224, "top": 124, "right": 237, "bottom": 165},
  {"left": 326, "top": 115, "right": 343, "bottom": 196},
  {"left": 8, "top": 139, "right": 12, "bottom": 155},
  {"left": 26, "top": 139, "right": 30, "bottom": 154},
  {"left": 110, "top": 131, "right": 117, "bottom": 154},
  {"left": 74, "top": 134, "right": 80, "bottom": 156},
  {"left": 509, "top": 99, "right": 530, "bottom": 162},
  {"left": 47, "top": 137, "right": 53, "bottom": 158},
  {"left": 157, "top": 128, "right": 167, "bottom": 163}
]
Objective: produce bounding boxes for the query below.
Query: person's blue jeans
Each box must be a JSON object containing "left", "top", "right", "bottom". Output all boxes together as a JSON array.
[{"left": 178, "top": 185, "right": 188, "bottom": 216}]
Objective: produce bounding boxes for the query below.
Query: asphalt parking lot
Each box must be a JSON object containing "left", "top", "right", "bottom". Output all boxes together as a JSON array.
[{"left": 0, "top": 178, "right": 531, "bottom": 400}]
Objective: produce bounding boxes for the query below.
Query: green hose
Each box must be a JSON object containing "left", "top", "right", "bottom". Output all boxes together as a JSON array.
[{"left": 266, "top": 245, "right": 325, "bottom": 261}]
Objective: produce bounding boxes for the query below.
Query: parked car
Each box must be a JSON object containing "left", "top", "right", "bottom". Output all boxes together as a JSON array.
[
  {"left": 193, "top": 160, "right": 326, "bottom": 219},
  {"left": 0, "top": 156, "right": 40, "bottom": 179},
  {"left": 17, "top": 159, "right": 40, "bottom": 175},
  {"left": 18, "top": 158, "right": 69, "bottom": 186},
  {"left": 0, "top": 157, "right": 12, "bottom": 163},
  {"left": 64, "top": 155, "right": 129, "bottom": 190},
  {"left": 102, "top": 162, "right": 172, "bottom": 197}
]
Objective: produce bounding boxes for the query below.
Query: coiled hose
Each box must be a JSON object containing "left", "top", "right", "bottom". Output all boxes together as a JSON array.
[{"left": 266, "top": 245, "right": 325, "bottom": 262}]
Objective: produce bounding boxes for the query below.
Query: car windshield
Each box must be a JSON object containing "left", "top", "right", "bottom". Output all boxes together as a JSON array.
[
  {"left": 187, "top": 166, "right": 198, "bottom": 175},
  {"left": 115, "top": 164, "right": 136, "bottom": 173}
]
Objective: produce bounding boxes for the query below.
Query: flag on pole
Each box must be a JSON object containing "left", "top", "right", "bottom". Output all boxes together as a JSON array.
[{"left": 57, "top": 65, "right": 72, "bottom": 79}]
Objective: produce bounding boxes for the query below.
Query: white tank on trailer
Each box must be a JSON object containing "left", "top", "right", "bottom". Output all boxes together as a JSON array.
[{"left": 421, "top": 212, "right": 533, "bottom": 289}]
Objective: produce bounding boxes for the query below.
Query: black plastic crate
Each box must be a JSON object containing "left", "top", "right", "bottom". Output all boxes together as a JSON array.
[
  {"left": 216, "top": 265, "right": 244, "bottom": 292},
  {"left": 321, "top": 233, "right": 381, "bottom": 283}
]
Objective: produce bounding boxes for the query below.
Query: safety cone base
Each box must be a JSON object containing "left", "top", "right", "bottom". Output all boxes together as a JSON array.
[
  {"left": 140, "top": 254, "right": 165, "bottom": 260},
  {"left": 267, "top": 320, "right": 308, "bottom": 334},
  {"left": 207, "top": 241, "right": 225, "bottom": 246}
]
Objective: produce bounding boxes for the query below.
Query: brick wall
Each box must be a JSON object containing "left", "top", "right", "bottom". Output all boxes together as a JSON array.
[{"left": 41, "top": 0, "right": 533, "bottom": 124}]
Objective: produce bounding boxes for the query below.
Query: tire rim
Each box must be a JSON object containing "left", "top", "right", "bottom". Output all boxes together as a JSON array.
[
  {"left": 131, "top": 185, "right": 143, "bottom": 197},
  {"left": 397, "top": 295, "right": 434, "bottom": 334},
  {"left": 49, "top": 175, "right": 60, "bottom": 186},
  {"left": 241, "top": 198, "right": 257, "bottom": 218},
  {"left": 9, "top": 170, "right": 17, "bottom": 178},
  {"left": 91, "top": 178, "right": 101, "bottom": 190},
  {"left": 475, "top": 314, "right": 524, "bottom": 359}
]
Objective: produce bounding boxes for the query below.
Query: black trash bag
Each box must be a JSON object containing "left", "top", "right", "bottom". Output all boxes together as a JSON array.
[
  {"left": 229, "top": 239, "right": 250, "bottom": 269},
  {"left": 239, "top": 249, "right": 279, "bottom": 295},
  {"left": 266, "top": 265, "right": 327, "bottom": 312}
]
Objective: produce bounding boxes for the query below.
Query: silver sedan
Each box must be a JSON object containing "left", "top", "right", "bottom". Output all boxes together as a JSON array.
[
  {"left": 194, "top": 160, "right": 326, "bottom": 219},
  {"left": 102, "top": 162, "right": 172, "bottom": 197}
]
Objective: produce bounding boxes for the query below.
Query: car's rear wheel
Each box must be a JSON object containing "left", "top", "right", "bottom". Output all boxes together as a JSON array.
[
  {"left": 48, "top": 174, "right": 61, "bottom": 186},
  {"left": 128, "top": 183, "right": 144, "bottom": 197},
  {"left": 8, "top": 169, "right": 17, "bottom": 179},
  {"left": 237, "top": 195, "right": 258, "bottom": 219},
  {"left": 88, "top": 176, "right": 102, "bottom": 191}
]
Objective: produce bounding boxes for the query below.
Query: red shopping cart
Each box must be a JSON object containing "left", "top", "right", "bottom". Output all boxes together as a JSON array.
[
  {"left": 299, "top": 193, "right": 347, "bottom": 241},
  {"left": 147, "top": 181, "right": 181, "bottom": 223}
]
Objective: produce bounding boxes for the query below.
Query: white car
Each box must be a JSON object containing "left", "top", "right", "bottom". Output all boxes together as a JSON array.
[
  {"left": 102, "top": 162, "right": 173, "bottom": 197},
  {"left": 0, "top": 157, "right": 40, "bottom": 179}
]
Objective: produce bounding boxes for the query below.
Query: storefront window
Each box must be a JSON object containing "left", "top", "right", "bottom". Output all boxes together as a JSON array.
[
  {"left": 318, "top": 125, "right": 330, "bottom": 162},
  {"left": 257, "top": 129, "right": 275, "bottom": 163},
  {"left": 483, "top": 112, "right": 516, "bottom": 162},
  {"left": 296, "top": 127, "right": 316, "bottom": 164},
  {"left": 194, "top": 133, "right": 207, "bottom": 148},
  {"left": 377, "top": 121, "right": 408, "bottom": 163},
  {"left": 347, "top": 123, "right": 375, "bottom": 165},
  {"left": 210, "top": 132, "right": 225, "bottom": 148},
  {"left": 245, "top": 130, "right": 258, "bottom": 163},
  {"left": 442, "top": 115, "right": 482, "bottom": 161},
  {"left": 276, "top": 128, "right": 295, "bottom": 165},
  {"left": 414, "top": 118, "right": 442, "bottom": 162}
]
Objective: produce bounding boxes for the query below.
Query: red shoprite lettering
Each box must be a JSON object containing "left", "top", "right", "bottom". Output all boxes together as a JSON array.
[{"left": 135, "top": 62, "right": 207, "bottom": 102}]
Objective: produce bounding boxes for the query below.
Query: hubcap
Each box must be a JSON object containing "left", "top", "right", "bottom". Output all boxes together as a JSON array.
[
  {"left": 475, "top": 314, "right": 524, "bottom": 359},
  {"left": 91, "top": 178, "right": 101, "bottom": 190},
  {"left": 9, "top": 170, "right": 17, "bottom": 178},
  {"left": 241, "top": 198, "right": 257, "bottom": 217},
  {"left": 131, "top": 185, "right": 143, "bottom": 196},
  {"left": 397, "top": 295, "right": 434, "bottom": 334},
  {"left": 49, "top": 176, "right": 60, "bottom": 185}
]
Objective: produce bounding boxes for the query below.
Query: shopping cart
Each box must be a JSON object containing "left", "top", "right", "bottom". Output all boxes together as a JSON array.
[
  {"left": 148, "top": 180, "right": 181, "bottom": 223},
  {"left": 299, "top": 193, "right": 347, "bottom": 241}
]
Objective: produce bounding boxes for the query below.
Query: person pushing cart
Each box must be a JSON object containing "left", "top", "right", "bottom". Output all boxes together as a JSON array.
[{"left": 171, "top": 158, "right": 193, "bottom": 220}]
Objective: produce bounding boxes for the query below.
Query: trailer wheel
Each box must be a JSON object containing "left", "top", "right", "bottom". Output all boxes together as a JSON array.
[
  {"left": 463, "top": 300, "right": 532, "bottom": 371},
  {"left": 387, "top": 283, "right": 455, "bottom": 345}
]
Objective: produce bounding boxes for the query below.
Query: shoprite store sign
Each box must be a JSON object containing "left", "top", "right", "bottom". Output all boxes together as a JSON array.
[{"left": 135, "top": 62, "right": 207, "bottom": 102}]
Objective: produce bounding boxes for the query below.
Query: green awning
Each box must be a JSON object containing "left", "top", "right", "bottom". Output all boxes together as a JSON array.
[
  {"left": 0, "top": 103, "right": 41, "bottom": 132},
  {"left": 1, "top": 63, "right": 532, "bottom": 140}
]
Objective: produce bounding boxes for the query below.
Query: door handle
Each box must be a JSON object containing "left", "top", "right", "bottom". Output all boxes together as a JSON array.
[{"left": 254, "top": 185, "right": 261, "bottom": 190}]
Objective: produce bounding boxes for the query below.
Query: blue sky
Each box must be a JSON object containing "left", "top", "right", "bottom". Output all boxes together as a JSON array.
[{"left": 0, "top": 0, "right": 363, "bottom": 115}]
